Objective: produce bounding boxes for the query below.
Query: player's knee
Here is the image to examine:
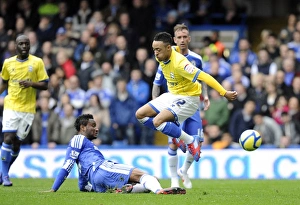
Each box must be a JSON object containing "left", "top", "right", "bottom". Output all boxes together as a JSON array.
[{"left": 3, "top": 133, "right": 16, "bottom": 144}]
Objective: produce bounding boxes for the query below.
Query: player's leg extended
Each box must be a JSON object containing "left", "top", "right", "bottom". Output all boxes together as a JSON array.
[
  {"left": 178, "top": 115, "right": 203, "bottom": 189},
  {"left": 167, "top": 139, "right": 179, "bottom": 187},
  {"left": 1, "top": 132, "right": 15, "bottom": 186}
]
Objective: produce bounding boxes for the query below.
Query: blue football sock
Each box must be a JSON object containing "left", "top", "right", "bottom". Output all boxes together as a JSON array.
[
  {"left": 157, "top": 122, "right": 181, "bottom": 138},
  {"left": 1, "top": 143, "right": 12, "bottom": 177},
  {"left": 141, "top": 117, "right": 156, "bottom": 130}
]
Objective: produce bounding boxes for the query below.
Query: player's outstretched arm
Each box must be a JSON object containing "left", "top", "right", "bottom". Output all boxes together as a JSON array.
[{"left": 197, "top": 71, "right": 237, "bottom": 101}]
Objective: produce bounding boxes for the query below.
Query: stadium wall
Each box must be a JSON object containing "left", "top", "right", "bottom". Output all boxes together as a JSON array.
[{"left": 2, "top": 147, "right": 299, "bottom": 180}]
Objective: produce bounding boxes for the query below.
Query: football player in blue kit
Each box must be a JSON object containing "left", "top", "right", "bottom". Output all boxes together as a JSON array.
[
  {"left": 152, "top": 24, "right": 210, "bottom": 189},
  {"left": 45, "top": 114, "right": 186, "bottom": 194}
]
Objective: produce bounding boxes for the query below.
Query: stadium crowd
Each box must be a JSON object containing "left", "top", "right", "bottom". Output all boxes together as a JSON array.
[{"left": 0, "top": 0, "right": 299, "bottom": 149}]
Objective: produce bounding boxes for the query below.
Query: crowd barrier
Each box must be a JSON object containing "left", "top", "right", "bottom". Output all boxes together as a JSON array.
[{"left": 2, "top": 146, "right": 299, "bottom": 179}]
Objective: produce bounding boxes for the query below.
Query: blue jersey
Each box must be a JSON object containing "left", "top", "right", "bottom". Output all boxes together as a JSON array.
[
  {"left": 153, "top": 48, "right": 203, "bottom": 134},
  {"left": 52, "top": 135, "right": 134, "bottom": 192},
  {"left": 52, "top": 135, "right": 105, "bottom": 191}
]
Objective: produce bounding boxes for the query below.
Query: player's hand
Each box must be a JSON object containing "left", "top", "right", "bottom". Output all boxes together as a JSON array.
[
  {"left": 224, "top": 91, "right": 238, "bottom": 101},
  {"left": 203, "top": 97, "right": 210, "bottom": 111},
  {"left": 19, "top": 80, "right": 32, "bottom": 88}
]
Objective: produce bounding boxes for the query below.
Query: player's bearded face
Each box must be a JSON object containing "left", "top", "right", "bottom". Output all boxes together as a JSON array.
[{"left": 152, "top": 41, "right": 171, "bottom": 62}]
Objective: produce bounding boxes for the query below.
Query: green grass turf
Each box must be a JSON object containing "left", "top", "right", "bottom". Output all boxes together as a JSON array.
[{"left": 0, "top": 179, "right": 299, "bottom": 205}]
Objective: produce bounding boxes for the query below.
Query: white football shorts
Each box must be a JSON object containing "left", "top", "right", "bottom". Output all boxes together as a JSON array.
[
  {"left": 149, "top": 92, "right": 200, "bottom": 124},
  {"left": 2, "top": 109, "right": 35, "bottom": 141}
]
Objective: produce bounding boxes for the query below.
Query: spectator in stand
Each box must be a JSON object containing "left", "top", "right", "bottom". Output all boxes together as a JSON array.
[
  {"left": 229, "top": 38, "right": 257, "bottom": 67},
  {"left": 142, "top": 58, "right": 158, "bottom": 102},
  {"left": 17, "top": 0, "right": 40, "bottom": 30},
  {"left": 289, "top": 76, "right": 300, "bottom": 99},
  {"left": 115, "top": 35, "right": 134, "bottom": 66},
  {"left": 257, "top": 29, "right": 272, "bottom": 51},
  {"left": 51, "top": 1, "right": 70, "bottom": 32},
  {"left": 82, "top": 94, "right": 111, "bottom": 145},
  {"left": 280, "top": 111, "right": 300, "bottom": 147},
  {"left": 133, "top": 47, "right": 149, "bottom": 72},
  {"left": 102, "top": 0, "right": 127, "bottom": 24},
  {"left": 279, "top": 13, "right": 296, "bottom": 44},
  {"left": 250, "top": 49, "right": 277, "bottom": 76},
  {"left": 129, "top": 0, "right": 154, "bottom": 50},
  {"left": 48, "top": 73, "right": 66, "bottom": 105},
  {"left": 253, "top": 111, "right": 282, "bottom": 147},
  {"left": 0, "top": 17, "right": 9, "bottom": 65},
  {"left": 65, "top": 75, "right": 86, "bottom": 117},
  {"left": 10, "top": 16, "right": 26, "bottom": 40},
  {"left": 210, "top": 30, "right": 225, "bottom": 58},
  {"left": 86, "top": 70, "right": 114, "bottom": 109},
  {"left": 0, "top": 0, "right": 15, "bottom": 31},
  {"left": 262, "top": 33, "right": 280, "bottom": 60},
  {"left": 77, "top": 51, "right": 100, "bottom": 91},
  {"left": 73, "top": 30, "right": 91, "bottom": 64},
  {"left": 191, "top": 0, "right": 213, "bottom": 25},
  {"left": 118, "top": 12, "right": 139, "bottom": 53},
  {"left": 64, "top": 17, "right": 81, "bottom": 43},
  {"left": 271, "top": 95, "right": 289, "bottom": 125},
  {"left": 52, "top": 27, "right": 77, "bottom": 57},
  {"left": 223, "top": 63, "right": 250, "bottom": 89},
  {"left": 112, "top": 51, "right": 131, "bottom": 82},
  {"left": 229, "top": 100, "right": 256, "bottom": 142},
  {"left": 229, "top": 82, "right": 250, "bottom": 115},
  {"left": 177, "top": 0, "right": 191, "bottom": 22},
  {"left": 36, "top": 16, "right": 56, "bottom": 44},
  {"left": 287, "top": 30, "right": 300, "bottom": 63},
  {"left": 247, "top": 73, "right": 267, "bottom": 113},
  {"left": 54, "top": 93, "right": 71, "bottom": 118},
  {"left": 27, "top": 31, "right": 43, "bottom": 58},
  {"left": 109, "top": 78, "right": 139, "bottom": 145},
  {"left": 288, "top": 96, "right": 300, "bottom": 122},
  {"left": 164, "top": 10, "right": 179, "bottom": 36},
  {"left": 1, "top": 40, "right": 16, "bottom": 63},
  {"left": 127, "top": 69, "right": 150, "bottom": 107},
  {"left": 72, "top": 0, "right": 92, "bottom": 32},
  {"left": 281, "top": 58, "right": 296, "bottom": 86},
  {"left": 261, "top": 80, "right": 279, "bottom": 116},
  {"left": 203, "top": 53, "right": 231, "bottom": 82},
  {"left": 274, "top": 70, "right": 292, "bottom": 96},
  {"left": 99, "top": 62, "right": 119, "bottom": 95},
  {"left": 204, "top": 89, "right": 230, "bottom": 131},
  {"left": 31, "top": 96, "right": 60, "bottom": 149},
  {"left": 56, "top": 49, "right": 77, "bottom": 79},
  {"left": 88, "top": 10, "right": 106, "bottom": 38},
  {"left": 274, "top": 44, "right": 289, "bottom": 71},
  {"left": 102, "top": 23, "right": 120, "bottom": 62},
  {"left": 59, "top": 103, "right": 77, "bottom": 145}
]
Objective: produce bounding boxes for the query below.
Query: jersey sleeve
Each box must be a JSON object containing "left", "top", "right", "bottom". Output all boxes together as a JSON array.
[
  {"left": 36, "top": 58, "right": 49, "bottom": 82},
  {"left": 1, "top": 60, "right": 9, "bottom": 81},
  {"left": 153, "top": 66, "right": 164, "bottom": 86},
  {"left": 178, "top": 58, "right": 201, "bottom": 83},
  {"left": 52, "top": 135, "right": 84, "bottom": 191}
]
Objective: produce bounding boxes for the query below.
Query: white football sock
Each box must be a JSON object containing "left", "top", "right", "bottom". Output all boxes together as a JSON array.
[
  {"left": 179, "top": 130, "right": 194, "bottom": 144},
  {"left": 131, "top": 184, "right": 150, "bottom": 193},
  {"left": 140, "top": 174, "right": 162, "bottom": 194},
  {"left": 180, "top": 152, "right": 194, "bottom": 174},
  {"left": 168, "top": 154, "right": 179, "bottom": 187}
]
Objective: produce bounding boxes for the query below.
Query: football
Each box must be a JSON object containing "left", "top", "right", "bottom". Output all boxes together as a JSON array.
[{"left": 239, "top": 129, "right": 262, "bottom": 151}]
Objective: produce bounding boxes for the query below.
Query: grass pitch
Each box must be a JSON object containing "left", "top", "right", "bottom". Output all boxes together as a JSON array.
[{"left": 0, "top": 179, "right": 299, "bottom": 205}]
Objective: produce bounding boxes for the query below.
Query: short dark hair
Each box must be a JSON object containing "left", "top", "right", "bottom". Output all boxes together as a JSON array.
[
  {"left": 153, "top": 32, "right": 173, "bottom": 45},
  {"left": 74, "top": 114, "right": 94, "bottom": 131}
]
